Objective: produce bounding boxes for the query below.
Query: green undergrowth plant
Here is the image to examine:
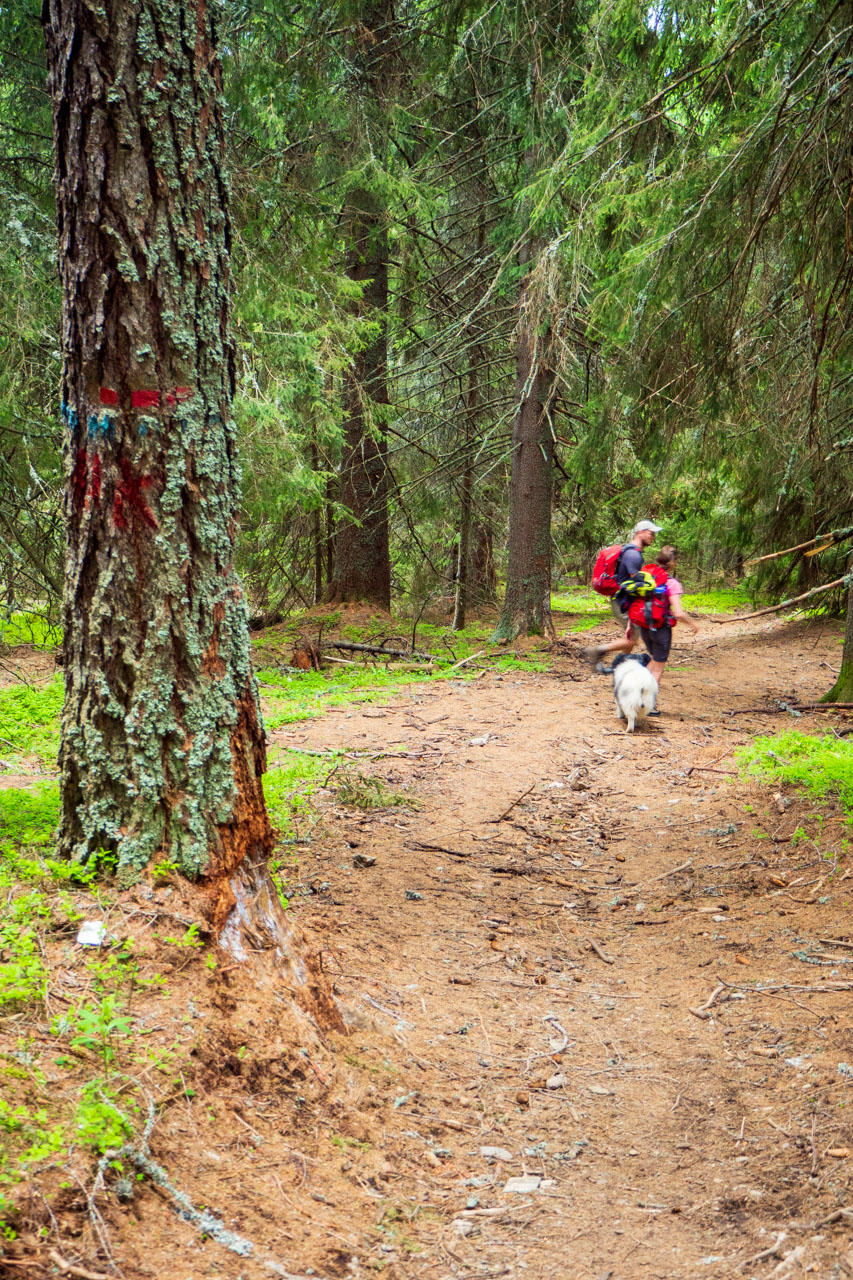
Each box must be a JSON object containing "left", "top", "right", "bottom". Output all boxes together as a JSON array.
[
  {"left": 0, "top": 612, "right": 61, "bottom": 651},
  {"left": 737, "top": 730, "right": 853, "bottom": 821},
  {"left": 551, "top": 586, "right": 609, "bottom": 616},
  {"left": 0, "top": 675, "right": 62, "bottom": 766},
  {"left": 683, "top": 586, "right": 753, "bottom": 614},
  {"left": 263, "top": 747, "right": 336, "bottom": 840},
  {"left": 333, "top": 769, "right": 412, "bottom": 810}
]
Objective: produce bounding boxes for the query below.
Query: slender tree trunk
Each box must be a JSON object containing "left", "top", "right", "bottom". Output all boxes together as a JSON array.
[
  {"left": 452, "top": 364, "right": 479, "bottom": 632},
  {"left": 43, "top": 0, "right": 342, "bottom": 1027},
  {"left": 311, "top": 435, "right": 322, "bottom": 604},
  {"left": 470, "top": 522, "right": 497, "bottom": 608},
  {"left": 332, "top": 187, "right": 391, "bottom": 607},
  {"left": 325, "top": 472, "right": 336, "bottom": 588},
  {"left": 492, "top": 256, "right": 554, "bottom": 641},
  {"left": 823, "top": 557, "right": 853, "bottom": 702},
  {"left": 329, "top": 1, "right": 394, "bottom": 609}
]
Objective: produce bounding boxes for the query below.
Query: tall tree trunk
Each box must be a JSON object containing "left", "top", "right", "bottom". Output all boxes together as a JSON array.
[
  {"left": 43, "top": 0, "right": 341, "bottom": 1026},
  {"left": 470, "top": 521, "right": 497, "bottom": 609},
  {"left": 452, "top": 364, "right": 479, "bottom": 632},
  {"left": 311, "top": 435, "right": 322, "bottom": 604},
  {"left": 492, "top": 259, "right": 554, "bottom": 641},
  {"left": 329, "top": 1, "right": 394, "bottom": 610},
  {"left": 823, "top": 557, "right": 853, "bottom": 702},
  {"left": 332, "top": 187, "right": 391, "bottom": 607}
]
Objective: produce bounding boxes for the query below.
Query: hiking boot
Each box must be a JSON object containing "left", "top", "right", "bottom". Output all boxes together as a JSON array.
[{"left": 581, "top": 645, "right": 604, "bottom": 666}]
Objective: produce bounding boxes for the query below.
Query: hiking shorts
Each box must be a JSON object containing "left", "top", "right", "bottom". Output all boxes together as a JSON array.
[{"left": 639, "top": 624, "right": 672, "bottom": 663}]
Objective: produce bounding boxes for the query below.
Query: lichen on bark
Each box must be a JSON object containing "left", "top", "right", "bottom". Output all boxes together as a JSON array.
[{"left": 44, "top": 0, "right": 273, "bottom": 891}]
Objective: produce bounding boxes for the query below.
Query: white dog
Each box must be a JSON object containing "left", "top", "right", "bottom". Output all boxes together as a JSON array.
[{"left": 612, "top": 654, "right": 658, "bottom": 732}]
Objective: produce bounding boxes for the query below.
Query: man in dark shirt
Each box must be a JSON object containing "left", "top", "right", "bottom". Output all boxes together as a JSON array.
[{"left": 582, "top": 519, "right": 662, "bottom": 667}]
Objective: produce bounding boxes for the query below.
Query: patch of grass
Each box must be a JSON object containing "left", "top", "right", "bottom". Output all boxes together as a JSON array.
[
  {"left": 0, "top": 612, "right": 61, "bottom": 650},
  {"left": 0, "top": 675, "right": 63, "bottom": 766},
  {"left": 551, "top": 587, "right": 609, "bottom": 616},
  {"left": 683, "top": 585, "right": 752, "bottom": 614},
  {"left": 263, "top": 747, "right": 335, "bottom": 840},
  {"left": 737, "top": 730, "right": 853, "bottom": 820},
  {"left": 0, "top": 783, "right": 59, "bottom": 853},
  {"left": 258, "top": 666, "right": 428, "bottom": 728}
]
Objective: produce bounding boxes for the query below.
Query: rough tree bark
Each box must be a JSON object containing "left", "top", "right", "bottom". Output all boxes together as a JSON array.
[
  {"left": 492, "top": 246, "right": 555, "bottom": 641},
  {"left": 333, "top": 186, "right": 391, "bottom": 607},
  {"left": 43, "top": 0, "right": 341, "bottom": 1026},
  {"left": 329, "top": 2, "right": 393, "bottom": 609},
  {"left": 823, "top": 558, "right": 853, "bottom": 702}
]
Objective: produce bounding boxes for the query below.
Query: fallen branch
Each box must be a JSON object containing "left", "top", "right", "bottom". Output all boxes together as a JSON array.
[
  {"left": 445, "top": 649, "right": 485, "bottom": 673},
  {"left": 407, "top": 840, "right": 471, "bottom": 859},
  {"left": 727, "top": 702, "right": 853, "bottom": 714},
  {"left": 488, "top": 781, "right": 537, "bottom": 823},
  {"left": 47, "top": 1252, "right": 110, "bottom": 1280},
  {"left": 587, "top": 938, "right": 615, "bottom": 965},
  {"left": 737, "top": 1231, "right": 788, "bottom": 1271},
  {"left": 329, "top": 639, "right": 437, "bottom": 660},
  {"left": 710, "top": 576, "right": 847, "bottom": 623},
  {"left": 689, "top": 982, "right": 726, "bottom": 1020},
  {"left": 643, "top": 858, "right": 693, "bottom": 884}
]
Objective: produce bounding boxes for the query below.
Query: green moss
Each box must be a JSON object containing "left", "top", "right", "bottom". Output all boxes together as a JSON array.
[{"left": 737, "top": 730, "right": 853, "bottom": 820}]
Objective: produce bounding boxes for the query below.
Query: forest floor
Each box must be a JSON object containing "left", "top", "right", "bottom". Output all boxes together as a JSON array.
[{"left": 4, "top": 608, "right": 853, "bottom": 1279}]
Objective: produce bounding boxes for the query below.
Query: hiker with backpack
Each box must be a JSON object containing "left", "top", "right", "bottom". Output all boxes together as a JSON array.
[
  {"left": 583, "top": 519, "right": 663, "bottom": 668},
  {"left": 626, "top": 545, "right": 699, "bottom": 689}
]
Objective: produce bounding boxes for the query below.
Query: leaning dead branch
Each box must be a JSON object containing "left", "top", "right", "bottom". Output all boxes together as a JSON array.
[
  {"left": 743, "top": 525, "right": 853, "bottom": 566},
  {"left": 711, "top": 575, "right": 847, "bottom": 623}
]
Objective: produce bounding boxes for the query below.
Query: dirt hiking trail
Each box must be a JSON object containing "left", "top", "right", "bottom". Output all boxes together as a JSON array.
[{"left": 7, "top": 616, "right": 853, "bottom": 1280}]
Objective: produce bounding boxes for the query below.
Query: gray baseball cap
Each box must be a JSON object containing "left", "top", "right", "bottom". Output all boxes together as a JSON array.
[{"left": 633, "top": 519, "right": 663, "bottom": 534}]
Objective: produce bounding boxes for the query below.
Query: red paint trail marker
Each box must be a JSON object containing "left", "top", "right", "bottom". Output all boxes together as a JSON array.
[{"left": 99, "top": 387, "right": 192, "bottom": 409}]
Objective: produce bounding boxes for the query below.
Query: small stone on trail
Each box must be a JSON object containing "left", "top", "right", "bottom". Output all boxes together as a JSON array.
[
  {"left": 480, "top": 1145, "right": 513, "bottom": 1162},
  {"left": 353, "top": 853, "right": 376, "bottom": 868},
  {"left": 452, "top": 1219, "right": 476, "bottom": 1237},
  {"left": 504, "top": 1175, "right": 542, "bottom": 1194},
  {"left": 546, "top": 1074, "right": 567, "bottom": 1090},
  {"left": 468, "top": 733, "right": 490, "bottom": 746},
  {"left": 449, "top": 975, "right": 473, "bottom": 985},
  {"left": 405, "top": 890, "right": 423, "bottom": 900},
  {"left": 516, "top": 1091, "right": 529, "bottom": 1107}
]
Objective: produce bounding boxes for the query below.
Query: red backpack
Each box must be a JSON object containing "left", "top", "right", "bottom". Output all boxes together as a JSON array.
[
  {"left": 627, "top": 564, "right": 674, "bottom": 631},
  {"left": 591, "top": 543, "right": 628, "bottom": 597}
]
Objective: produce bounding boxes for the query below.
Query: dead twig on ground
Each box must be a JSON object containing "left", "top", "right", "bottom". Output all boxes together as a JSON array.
[
  {"left": 488, "top": 782, "right": 537, "bottom": 824},
  {"left": 47, "top": 1253, "right": 111, "bottom": 1280},
  {"left": 587, "top": 939, "right": 615, "bottom": 965},
  {"left": 737, "top": 1231, "right": 788, "bottom": 1270},
  {"left": 689, "top": 983, "right": 726, "bottom": 1019}
]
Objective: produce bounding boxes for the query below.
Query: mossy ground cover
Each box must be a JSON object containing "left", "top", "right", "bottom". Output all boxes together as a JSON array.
[
  {"left": 737, "top": 729, "right": 853, "bottom": 820},
  {"left": 0, "top": 676, "right": 63, "bottom": 767},
  {"left": 0, "top": 612, "right": 61, "bottom": 651}
]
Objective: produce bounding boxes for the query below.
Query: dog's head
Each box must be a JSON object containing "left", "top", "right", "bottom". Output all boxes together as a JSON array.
[{"left": 611, "top": 652, "right": 650, "bottom": 671}]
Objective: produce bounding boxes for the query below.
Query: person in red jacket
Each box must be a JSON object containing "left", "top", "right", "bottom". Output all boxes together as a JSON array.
[
  {"left": 629, "top": 546, "right": 699, "bottom": 692},
  {"left": 582, "top": 519, "right": 662, "bottom": 667}
]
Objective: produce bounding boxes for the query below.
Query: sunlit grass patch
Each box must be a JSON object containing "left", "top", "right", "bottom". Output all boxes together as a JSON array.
[
  {"left": 683, "top": 586, "right": 753, "bottom": 614},
  {"left": 0, "top": 676, "right": 62, "bottom": 767},
  {"left": 0, "top": 611, "right": 61, "bottom": 650},
  {"left": 0, "top": 783, "right": 59, "bottom": 855},
  {"left": 737, "top": 730, "right": 853, "bottom": 820},
  {"left": 551, "top": 586, "right": 609, "bottom": 616},
  {"left": 263, "top": 747, "right": 336, "bottom": 840}
]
